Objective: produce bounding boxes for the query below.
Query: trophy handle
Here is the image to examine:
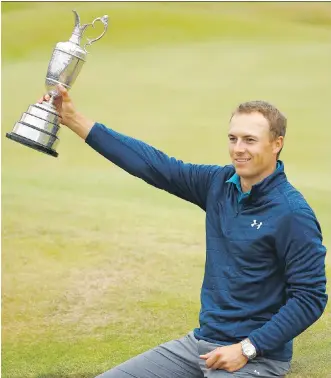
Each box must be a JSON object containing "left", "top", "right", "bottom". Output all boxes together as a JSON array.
[{"left": 83, "top": 15, "right": 109, "bottom": 52}]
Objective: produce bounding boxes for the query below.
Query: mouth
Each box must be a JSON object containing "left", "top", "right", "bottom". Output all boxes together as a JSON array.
[{"left": 235, "top": 158, "right": 251, "bottom": 164}]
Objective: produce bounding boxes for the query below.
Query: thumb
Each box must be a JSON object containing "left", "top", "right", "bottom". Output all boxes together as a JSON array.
[
  {"left": 57, "top": 84, "right": 69, "bottom": 100},
  {"left": 199, "top": 353, "right": 210, "bottom": 359}
]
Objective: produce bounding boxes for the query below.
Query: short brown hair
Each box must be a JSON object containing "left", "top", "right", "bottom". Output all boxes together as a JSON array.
[{"left": 231, "top": 100, "right": 287, "bottom": 158}]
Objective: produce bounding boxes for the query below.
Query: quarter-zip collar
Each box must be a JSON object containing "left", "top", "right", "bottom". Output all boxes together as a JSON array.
[{"left": 226, "top": 161, "right": 285, "bottom": 203}]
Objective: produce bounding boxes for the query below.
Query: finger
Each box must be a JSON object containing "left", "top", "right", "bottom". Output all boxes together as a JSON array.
[
  {"left": 56, "top": 84, "right": 69, "bottom": 101},
  {"left": 200, "top": 347, "right": 220, "bottom": 359},
  {"left": 210, "top": 358, "right": 225, "bottom": 370},
  {"left": 209, "top": 358, "right": 222, "bottom": 370},
  {"left": 205, "top": 353, "right": 219, "bottom": 369},
  {"left": 37, "top": 94, "right": 50, "bottom": 103}
]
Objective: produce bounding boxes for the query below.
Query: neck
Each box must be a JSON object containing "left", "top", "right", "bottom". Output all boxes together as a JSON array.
[{"left": 240, "top": 162, "right": 277, "bottom": 193}]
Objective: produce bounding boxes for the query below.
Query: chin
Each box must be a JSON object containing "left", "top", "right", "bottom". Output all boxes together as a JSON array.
[
  {"left": 234, "top": 165, "right": 247, "bottom": 173},
  {"left": 234, "top": 166, "right": 253, "bottom": 178}
]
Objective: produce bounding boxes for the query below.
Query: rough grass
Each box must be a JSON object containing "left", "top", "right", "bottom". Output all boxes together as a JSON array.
[{"left": 2, "top": 2, "right": 331, "bottom": 378}]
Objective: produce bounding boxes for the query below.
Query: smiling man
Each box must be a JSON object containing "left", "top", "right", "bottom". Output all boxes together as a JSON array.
[{"left": 40, "top": 87, "right": 327, "bottom": 378}]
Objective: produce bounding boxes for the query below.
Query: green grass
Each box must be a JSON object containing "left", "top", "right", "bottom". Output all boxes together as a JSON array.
[{"left": 2, "top": 2, "right": 331, "bottom": 377}]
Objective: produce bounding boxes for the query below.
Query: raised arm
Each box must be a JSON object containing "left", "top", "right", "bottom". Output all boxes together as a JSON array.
[
  {"left": 40, "top": 85, "right": 221, "bottom": 210},
  {"left": 85, "top": 123, "right": 220, "bottom": 209}
]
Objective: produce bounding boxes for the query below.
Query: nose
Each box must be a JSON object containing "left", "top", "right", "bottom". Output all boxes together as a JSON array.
[{"left": 233, "top": 140, "right": 246, "bottom": 154}]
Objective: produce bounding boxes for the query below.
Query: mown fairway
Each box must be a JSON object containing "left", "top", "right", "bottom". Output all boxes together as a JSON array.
[{"left": 2, "top": 2, "right": 331, "bottom": 377}]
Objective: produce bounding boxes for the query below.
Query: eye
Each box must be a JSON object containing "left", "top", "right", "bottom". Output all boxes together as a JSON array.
[
  {"left": 229, "top": 136, "right": 236, "bottom": 143},
  {"left": 246, "top": 138, "right": 255, "bottom": 143}
]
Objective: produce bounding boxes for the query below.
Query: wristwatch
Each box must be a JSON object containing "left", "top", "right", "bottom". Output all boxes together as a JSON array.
[{"left": 240, "top": 338, "right": 257, "bottom": 360}]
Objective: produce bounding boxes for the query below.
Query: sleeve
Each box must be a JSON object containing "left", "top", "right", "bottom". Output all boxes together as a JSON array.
[
  {"left": 85, "top": 122, "right": 221, "bottom": 210},
  {"left": 248, "top": 207, "right": 328, "bottom": 355}
]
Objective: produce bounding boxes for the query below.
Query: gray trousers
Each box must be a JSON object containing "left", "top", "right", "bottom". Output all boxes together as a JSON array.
[{"left": 96, "top": 332, "right": 291, "bottom": 378}]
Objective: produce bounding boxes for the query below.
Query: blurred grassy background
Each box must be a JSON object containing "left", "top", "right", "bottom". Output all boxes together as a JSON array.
[{"left": 2, "top": 2, "right": 331, "bottom": 377}]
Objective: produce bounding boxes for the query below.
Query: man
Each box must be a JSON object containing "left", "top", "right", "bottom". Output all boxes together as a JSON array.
[{"left": 39, "top": 86, "right": 327, "bottom": 377}]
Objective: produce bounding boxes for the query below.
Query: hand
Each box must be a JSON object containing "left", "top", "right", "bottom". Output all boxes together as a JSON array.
[
  {"left": 38, "top": 84, "right": 94, "bottom": 140},
  {"left": 38, "top": 84, "right": 78, "bottom": 128},
  {"left": 200, "top": 343, "right": 248, "bottom": 372}
]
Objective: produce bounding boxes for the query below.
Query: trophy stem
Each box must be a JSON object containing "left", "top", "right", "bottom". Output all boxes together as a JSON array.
[
  {"left": 48, "top": 96, "right": 55, "bottom": 106},
  {"left": 43, "top": 96, "right": 58, "bottom": 114}
]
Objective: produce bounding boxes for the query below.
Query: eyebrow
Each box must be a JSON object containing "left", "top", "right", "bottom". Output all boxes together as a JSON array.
[{"left": 228, "top": 134, "right": 258, "bottom": 139}]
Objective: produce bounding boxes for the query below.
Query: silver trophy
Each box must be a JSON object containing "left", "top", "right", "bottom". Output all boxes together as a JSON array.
[{"left": 6, "top": 10, "right": 109, "bottom": 157}]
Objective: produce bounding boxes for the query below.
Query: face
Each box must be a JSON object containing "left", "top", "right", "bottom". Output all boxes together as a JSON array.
[{"left": 228, "top": 112, "right": 283, "bottom": 181}]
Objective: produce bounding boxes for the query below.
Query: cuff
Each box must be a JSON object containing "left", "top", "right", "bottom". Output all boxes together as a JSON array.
[{"left": 248, "top": 335, "right": 262, "bottom": 357}]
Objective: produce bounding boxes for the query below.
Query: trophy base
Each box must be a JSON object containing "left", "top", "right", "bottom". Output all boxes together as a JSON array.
[{"left": 6, "top": 132, "right": 58, "bottom": 158}]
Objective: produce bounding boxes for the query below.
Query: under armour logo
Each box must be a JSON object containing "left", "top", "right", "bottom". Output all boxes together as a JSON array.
[{"left": 251, "top": 220, "right": 263, "bottom": 229}]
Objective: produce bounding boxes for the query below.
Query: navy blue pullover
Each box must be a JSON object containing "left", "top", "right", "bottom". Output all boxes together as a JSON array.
[{"left": 86, "top": 122, "right": 328, "bottom": 362}]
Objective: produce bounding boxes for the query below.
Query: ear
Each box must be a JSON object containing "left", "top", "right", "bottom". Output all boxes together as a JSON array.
[{"left": 273, "top": 136, "right": 284, "bottom": 155}]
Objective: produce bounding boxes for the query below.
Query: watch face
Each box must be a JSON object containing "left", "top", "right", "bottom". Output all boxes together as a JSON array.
[{"left": 244, "top": 344, "right": 256, "bottom": 357}]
